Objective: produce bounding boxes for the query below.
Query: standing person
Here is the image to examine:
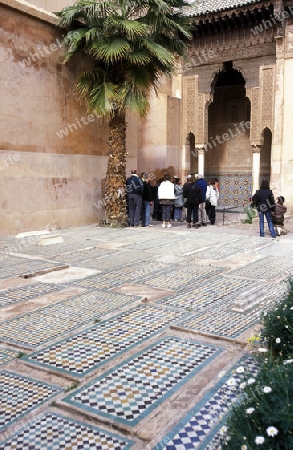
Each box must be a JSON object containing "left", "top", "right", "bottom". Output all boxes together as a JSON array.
[
  {"left": 153, "top": 178, "right": 163, "bottom": 221},
  {"left": 252, "top": 179, "right": 276, "bottom": 238},
  {"left": 195, "top": 174, "right": 208, "bottom": 226},
  {"left": 158, "top": 174, "right": 175, "bottom": 228},
  {"left": 141, "top": 173, "right": 154, "bottom": 227},
  {"left": 173, "top": 176, "right": 184, "bottom": 222},
  {"left": 206, "top": 179, "right": 219, "bottom": 225},
  {"left": 272, "top": 195, "right": 287, "bottom": 235},
  {"left": 126, "top": 169, "right": 144, "bottom": 227},
  {"left": 183, "top": 175, "right": 203, "bottom": 228}
]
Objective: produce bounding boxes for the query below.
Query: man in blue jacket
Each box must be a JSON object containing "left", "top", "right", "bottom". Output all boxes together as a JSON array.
[{"left": 195, "top": 174, "right": 208, "bottom": 226}]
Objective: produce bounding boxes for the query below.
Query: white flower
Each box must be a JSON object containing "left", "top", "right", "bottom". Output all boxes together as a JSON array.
[
  {"left": 245, "top": 407, "right": 255, "bottom": 414},
  {"left": 258, "top": 347, "right": 268, "bottom": 353},
  {"left": 263, "top": 386, "right": 272, "bottom": 393},
  {"left": 255, "top": 436, "right": 265, "bottom": 444},
  {"left": 240, "top": 382, "right": 247, "bottom": 389},
  {"left": 236, "top": 366, "right": 245, "bottom": 373},
  {"left": 276, "top": 338, "right": 281, "bottom": 344},
  {"left": 241, "top": 446, "right": 248, "bottom": 450},
  {"left": 283, "top": 359, "right": 293, "bottom": 365},
  {"left": 247, "top": 378, "right": 256, "bottom": 384},
  {"left": 266, "top": 426, "right": 278, "bottom": 437},
  {"left": 220, "top": 425, "right": 228, "bottom": 435},
  {"left": 226, "top": 377, "right": 237, "bottom": 386}
]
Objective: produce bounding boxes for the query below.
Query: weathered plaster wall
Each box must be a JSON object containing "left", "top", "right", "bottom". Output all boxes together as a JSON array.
[
  {"left": 26, "top": 0, "right": 74, "bottom": 11},
  {"left": 0, "top": 2, "right": 110, "bottom": 235}
]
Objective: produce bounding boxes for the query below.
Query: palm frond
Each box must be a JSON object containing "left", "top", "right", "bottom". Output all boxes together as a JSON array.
[
  {"left": 127, "top": 50, "right": 152, "bottom": 66},
  {"left": 105, "top": 16, "right": 149, "bottom": 40},
  {"left": 63, "top": 28, "right": 88, "bottom": 60},
  {"left": 142, "top": 39, "right": 175, "bottom": 70},
  {"left": 88, "top": 39, "right": 131, "bottom": 62},
  {"left": 117, "top": 86, "right": 150, "bottom": 116},
  {"left": 75, "top": 70, "right": 116, "bottom": 115}
]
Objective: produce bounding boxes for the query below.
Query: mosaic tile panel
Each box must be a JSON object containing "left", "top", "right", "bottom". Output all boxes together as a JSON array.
[
  {"left": 73, "top": 261, "right": 174, "bottom": 290},
  {"left": 0, "top": 257, "right": 66, "bottom": 279},
  {"left": 141, "top": 265, "right": 225, "bottom": 290},
  {"left": 177, "top": 305, "right": 262, "bottom": 339},
  {"left": 125, "top": 235, "right": 189, "bottom": 251},
  {"left": 214, "top": 173, "right": 252, "bottom": 208},
  {"left": 158, "top": 276, "right": 258, "bottom": 311},
  {"left": 50, "top": 247, "right": 117, "bottom": 265},
  {"left": 81, "top": 250, "right": 150, "bottom": 270},
  {"left": 0, "top": 291, "right": 139, "bottom": 348},
  {"left": 154, "top": 356, "right": 257, "bottom": 450},
  {"left": 0, "top": 348, "right": 19, "bottom": 366},
  {"left": 25, "top": 305, "right": 187, "bottom": 377},
  {"left": 228, "top": 255, "right": 293, "bottom": 280},
  {"left": 0, "top": 371, "right": 61, "bottom": 432},
  {"left": 0, "top": 413, "right": 134, "bottom": 450},
  {"left": 0, "top": 283, "right": 66, "bottom": 308},
  {"left": 64, "top": 337, "right": 222, "bottom": 425}
]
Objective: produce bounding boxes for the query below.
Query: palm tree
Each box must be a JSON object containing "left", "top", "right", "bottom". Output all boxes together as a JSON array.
[{"left": 57, "top": 0, "right": 191, "bottom": 225}]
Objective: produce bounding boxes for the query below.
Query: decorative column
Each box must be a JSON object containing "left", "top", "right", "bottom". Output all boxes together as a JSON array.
[
  {"left": 252, "top": 145, "right": 261, "bottom": 194},
  {"left": 196, "top": 147, "right": 206, "bottom": 176}
]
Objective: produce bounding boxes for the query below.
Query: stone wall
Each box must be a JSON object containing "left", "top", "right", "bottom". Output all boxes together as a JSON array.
[{"left": 0, "top": 1, "right": 110, "bottom": 235}]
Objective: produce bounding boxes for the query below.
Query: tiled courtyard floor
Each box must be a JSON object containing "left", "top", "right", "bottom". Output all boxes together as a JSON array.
[{"left": 0, "top": 214, "right": 292, "bottom": 449}]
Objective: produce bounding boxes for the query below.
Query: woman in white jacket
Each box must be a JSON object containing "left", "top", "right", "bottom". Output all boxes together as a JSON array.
[
  {"left": 206, "top": 179, "right": 219, "bottom": 225},
  {"left": 158, "top": 174, "right": 175, "bottom": 228}
]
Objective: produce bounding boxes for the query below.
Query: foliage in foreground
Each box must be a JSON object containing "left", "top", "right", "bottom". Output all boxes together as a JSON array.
[
  {"left": 221, "top": 278, "right": 293, "bottom": 449},
  {"left": 222, "top": 359, "right": 293, "bottom": 449},
  {"left": 260, "top": 278, "right": 293, "bottom": 361}
]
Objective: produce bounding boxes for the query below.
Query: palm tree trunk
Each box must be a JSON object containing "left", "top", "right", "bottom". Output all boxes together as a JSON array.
[{"left": 104, "top": 109, "right": 127, "bottom": 225}]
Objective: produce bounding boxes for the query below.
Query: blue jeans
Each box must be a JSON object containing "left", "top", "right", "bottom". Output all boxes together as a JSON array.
[
  {"left": 161, "top": 205, "right": 172, "bottom": 222},
  {"left": 142, "top": 200, "right": 151, "bottom": 226},
  {"left": 174, "top": 207, "right": 183, "bottom": 221},
  {"left": 258, "top": 210, "right": 276, "bottom": 237}
]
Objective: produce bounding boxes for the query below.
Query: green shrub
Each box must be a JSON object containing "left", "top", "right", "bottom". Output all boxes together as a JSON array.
[
  {"left": 222, "top": 358, "right": 293, "bottom": 449},
  {"left": 260, "top": 279, "right": 293, "bottom": 361},
  {"left": 242, "top": 205, "right": 257, "bottom": 224},
  {"left": 220, "top": 279, "right": 293, "bottom": 448}
]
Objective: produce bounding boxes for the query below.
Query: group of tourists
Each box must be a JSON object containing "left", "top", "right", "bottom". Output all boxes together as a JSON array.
[{"left": 125, "top": 169, "right": 220, "bottom": 229}]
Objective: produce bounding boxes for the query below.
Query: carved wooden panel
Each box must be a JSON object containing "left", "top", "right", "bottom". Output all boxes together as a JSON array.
[
  {"left": 183, "top": 76, "right": 197, "bottom": 137},
  {"left": 260, "top": 67, "right": 274, "bottom": 131},
  {"left": 250, "top": 87, "right": 261, "bottom": 143}
]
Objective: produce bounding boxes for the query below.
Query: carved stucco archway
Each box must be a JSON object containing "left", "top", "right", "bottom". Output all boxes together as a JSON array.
[{"left": 182, "top": 61, "right": 275, "bottom": 206}]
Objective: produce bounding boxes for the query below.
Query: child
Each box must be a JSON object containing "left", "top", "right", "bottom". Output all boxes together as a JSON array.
[{"left": 272, "top": 196, "right": 287, "bottom": 235}]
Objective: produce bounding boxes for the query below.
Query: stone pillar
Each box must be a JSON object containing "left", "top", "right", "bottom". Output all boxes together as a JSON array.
[
  {"left": 196, "top": 147, "right": 206, "bottom": 176},
  {"left": 252, "top": 145, "right": 261, "bottom": 194},
  {"left": 182, "top": 137, "right": 191, "bottom": 177}
]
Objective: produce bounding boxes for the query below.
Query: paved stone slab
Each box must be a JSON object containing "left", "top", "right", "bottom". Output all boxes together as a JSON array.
[
  {"left": 0, "top": 291, "right": 140, "bottom": 348},
  {"left": 0, "top": 348, "right": 19, "bottom": 366},
  {"left": 63, "top": 337, "right": 222, "bottom": 426},
  {"left": 0, "top": 255, "right": 67, "bottom": 279},
  {"left": 0, "top": 370, "right": 61, "bottom": 432},
  {"left": 0, "top": 283, "right": 67, "bottom": 308},
  {"left": 72, "top": 261, "right": 175, "bottom": 290},
  {"left": 0, "top": 412, "right": 134, "bottom": 450},
  {"left": 228, "top": 254, "right": 293, "bottom": 280},
  {"left": 157, "top": 276, "right": 258, "bottom": 311},
  {"left": 24, "top": 305, "right": 187, "bottom": 377}
]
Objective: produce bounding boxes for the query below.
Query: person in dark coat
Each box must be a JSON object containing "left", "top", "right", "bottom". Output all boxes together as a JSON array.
[
  {"left": 195, "top": 174, "right": 208, "bottom": 226},
  {"left": 141, "top": 173, "right": 154, "bottom": 227},
  {"left": 183, "top": 175, "right": 203, "bottom": 228},
  {"left": 126, "top": 169, "right": 144, "bottom": 227},
  {"left": 272, "top": 196, "right": 287, "bottom": 235},
  {"left": 252, "top": 179, "right": 276, "bottom": 238}
]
